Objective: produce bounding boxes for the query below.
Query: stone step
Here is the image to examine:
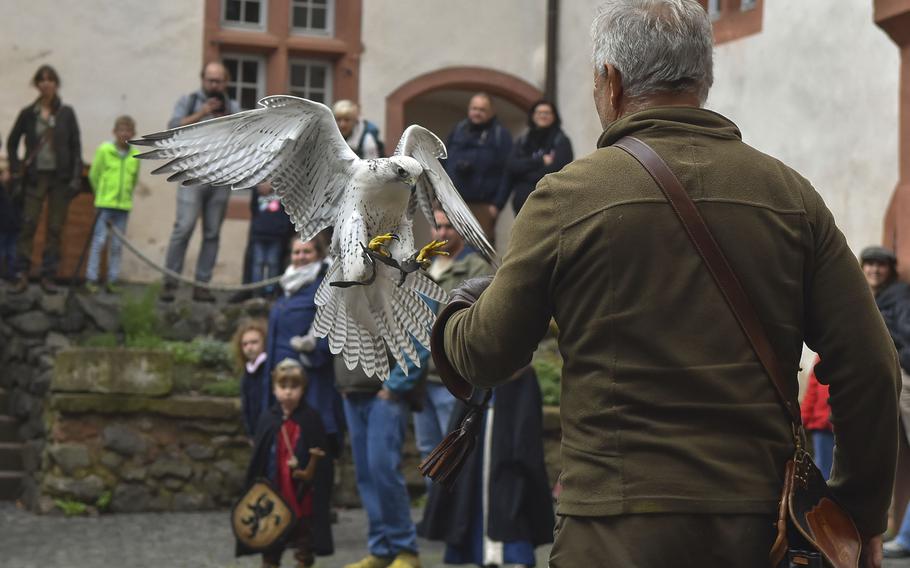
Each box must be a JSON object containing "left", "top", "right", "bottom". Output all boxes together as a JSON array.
[
  {"left": 0, "top": 416, "right": 18, "bottom": 443},
  {"left": 0, "top": 471, "right": 22, "bottom": 501},
  {"left": 0, "top": 443, "right": 23, "bottom": 471}
]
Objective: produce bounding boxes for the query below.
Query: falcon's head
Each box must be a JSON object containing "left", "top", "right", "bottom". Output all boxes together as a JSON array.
[{"left": 385, "top": 156, "right": 423, "bottom": 188}]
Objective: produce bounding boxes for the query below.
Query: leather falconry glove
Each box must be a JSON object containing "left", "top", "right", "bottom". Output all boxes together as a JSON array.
[
  {"left": 430, "top": 275, "right": 493, "bottom": 401},
  {"left": 421, "top": 275, "right": 494, "bottom": 488}
]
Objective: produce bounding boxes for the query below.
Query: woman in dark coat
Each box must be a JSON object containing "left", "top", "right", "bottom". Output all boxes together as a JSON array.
[
  {"left": 420, "top": 366, "right": 554, "bottom": 567},
  {"left": 7, "top": 64, "right": 83, "bottom": 293},
  {"left": 494, "top": 100, "right": 573, "bottom": 216},
  {"left": 266, "top": 236, "right": 341, "bottom": 556}
]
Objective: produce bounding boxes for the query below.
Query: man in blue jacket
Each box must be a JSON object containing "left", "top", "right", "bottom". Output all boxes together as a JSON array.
[{"left": 444, "top": 93, "right": 512, "bottom": 243}]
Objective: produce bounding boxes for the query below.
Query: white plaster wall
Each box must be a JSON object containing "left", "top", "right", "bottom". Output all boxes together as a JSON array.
[
  {"left": 0, "top": 1, "right": 247, "bottom": 284},
  {"left": 359, "top": 0, "right": 548, "bottom": 136},
  {"left": 557, "top": 1, "right": 900, "bottom": 252}
]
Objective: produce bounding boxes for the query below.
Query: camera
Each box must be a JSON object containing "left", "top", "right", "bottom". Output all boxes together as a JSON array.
[{"left": 206, "top": 90, "right": 226, "bottom": 112}]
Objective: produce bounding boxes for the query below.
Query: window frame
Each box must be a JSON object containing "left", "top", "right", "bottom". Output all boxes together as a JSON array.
[
  {"left": 221, "top": 0, "right": 268, "bottom": 31},
  {"left": 287, "top": 58, "right": 334, "bottom": 104},
  {"left": 290, "top": 0, "right": 335, "bottom": 37},
  {"left": 222, "top": 53, "right": 267, "bottom": 111},
  {"left": 707, "top": 0, "right": 721, "bottom": 21}
]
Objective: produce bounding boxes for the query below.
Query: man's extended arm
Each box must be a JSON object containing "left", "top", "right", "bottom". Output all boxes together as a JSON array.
[
  {"left": 803, "top": 189, "right": 900, "bottom": 538},
  {"left": 437, "top": 178, "right": 560, "bottom": 389}
]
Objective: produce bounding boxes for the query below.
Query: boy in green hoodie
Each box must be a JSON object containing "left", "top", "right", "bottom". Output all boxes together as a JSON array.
[{"left": 85, "top": 115, "right": 139, "bottom": 293}]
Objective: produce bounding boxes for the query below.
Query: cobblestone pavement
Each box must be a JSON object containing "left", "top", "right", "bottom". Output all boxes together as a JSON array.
[
  {"left": 0, "top": 504, "right": 550, "bottom": 568},
  {"left": 5, "top": 502, "right": 910, "bottom": 567}
]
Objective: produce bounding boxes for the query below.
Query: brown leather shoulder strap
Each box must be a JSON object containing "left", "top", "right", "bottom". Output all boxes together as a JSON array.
[{"left": 614, "top": 136, "right": 801, "bottom": 425}]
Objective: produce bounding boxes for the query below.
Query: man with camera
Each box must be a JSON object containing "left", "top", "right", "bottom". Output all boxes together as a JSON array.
[{"left": 160, "top": 61, "right": 240, "bottom": 302}]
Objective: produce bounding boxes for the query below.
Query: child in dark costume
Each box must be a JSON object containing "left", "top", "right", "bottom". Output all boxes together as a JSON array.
[
  {"left": 238, "top": 358, "right": 327, "bottom": 568},
  {"left": 234, "top": 319, "right": 271, "bottom": 438}
]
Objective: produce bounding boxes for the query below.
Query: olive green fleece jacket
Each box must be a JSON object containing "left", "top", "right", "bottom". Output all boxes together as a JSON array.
[
  {"left": 440, "top": 107, "right": 900, "bottom": 537},
  {"left": 426, "top": 250, "right": 493, "bottom": 385}
]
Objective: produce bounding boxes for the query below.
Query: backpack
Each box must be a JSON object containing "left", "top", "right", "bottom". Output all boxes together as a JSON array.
[{"left": 357, "top": 120, "right": 386, "bottom": 158}]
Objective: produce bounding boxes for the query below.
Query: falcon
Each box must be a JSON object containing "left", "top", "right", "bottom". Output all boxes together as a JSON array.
[{"left": 132, "top": 95, "right": 496, "bottom": 380}]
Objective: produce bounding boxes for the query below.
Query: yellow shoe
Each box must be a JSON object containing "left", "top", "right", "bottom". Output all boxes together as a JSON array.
[
  {"left": 342, "top": 554, "right": 394, "bottom": 568},
  {"left": 388, "top": 551, "right": 421, "bottom": 568}
]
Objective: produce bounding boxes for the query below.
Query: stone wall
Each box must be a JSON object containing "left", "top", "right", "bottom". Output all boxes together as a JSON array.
[
  {"left": 39, "top": 394, "right": 246, "bottom": 514},
  {"left": 0, "top": 285, "right": 563, "bottom": 514}
]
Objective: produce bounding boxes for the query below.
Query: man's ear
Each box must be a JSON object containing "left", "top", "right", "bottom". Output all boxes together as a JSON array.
[{"left": 606, "top": 64, "right": 624, "bottom": 117}]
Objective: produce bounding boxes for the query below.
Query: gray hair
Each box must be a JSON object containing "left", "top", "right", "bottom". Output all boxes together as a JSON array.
[{"left": 591, "top": 0, "right": 714, "bottom": 104}]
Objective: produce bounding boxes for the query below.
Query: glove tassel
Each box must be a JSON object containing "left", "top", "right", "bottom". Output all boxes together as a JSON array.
[{"left": 418, "top": 389, "right": 491, "bottom": 489}]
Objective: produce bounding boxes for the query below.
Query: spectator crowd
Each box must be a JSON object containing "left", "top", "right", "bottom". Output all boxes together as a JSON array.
[{"left": 1, "top": 61, "right": 566, "bottom": 568}]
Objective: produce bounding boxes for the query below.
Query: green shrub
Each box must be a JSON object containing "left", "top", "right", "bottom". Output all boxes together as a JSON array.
[
  {"left": 120, "top": 285, "right": 161, "bottom": 343},
  {"left": 200, "top": 377, "right": 242, "bottom": 397},
  {"left": 126, "top": 334, "right": 165, "bottom": 350},
  {"left": 534, "top": 358, "right": 562, "bottom": 406},
  {"left": 193, "top": 338, "right": 232, "bottom": 369},
  {"left": 164, "top": 341, "right": 201, "bottom": 365},
  {"left": 83, "top": 333, "right": 119, "bottom": 348},
  {"left": 54, "top": 499, "right": 87, "bottom": 516},
  {"left": 162, "top": 338, "right": 231, "bottom": 369},
  {"left": 96, "top": 491, "right": 112, "bottom": 512}
]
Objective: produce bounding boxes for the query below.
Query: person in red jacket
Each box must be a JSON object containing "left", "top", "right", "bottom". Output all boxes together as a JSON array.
[{"left": 800, "top": 356, "right": 833, "bottom": 480}]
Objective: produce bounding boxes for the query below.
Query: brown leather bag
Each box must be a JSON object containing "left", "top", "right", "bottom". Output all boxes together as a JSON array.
[{"left": 614, "top": 136, "right": 862, "bottom": 568}]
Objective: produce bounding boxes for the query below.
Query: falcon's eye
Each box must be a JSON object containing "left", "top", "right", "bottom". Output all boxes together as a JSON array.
[{"left": 397, "top": 167, "right": 408, "bottom": 178}]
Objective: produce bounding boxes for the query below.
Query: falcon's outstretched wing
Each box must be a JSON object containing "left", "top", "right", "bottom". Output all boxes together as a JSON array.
[
  {"left": 395, "top": 125, "right": 497, "bottom": 265},
  {"left": 133, "top": 95, "right": 358, "bottom": 241}
]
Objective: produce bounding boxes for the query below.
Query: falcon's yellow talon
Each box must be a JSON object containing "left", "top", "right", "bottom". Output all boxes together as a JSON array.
[
  {"left": 416, "top": 240, "right": 449, "bottom": 264},
  {"left": 368, "top": 233, "right": 398, "bottom": 257}
]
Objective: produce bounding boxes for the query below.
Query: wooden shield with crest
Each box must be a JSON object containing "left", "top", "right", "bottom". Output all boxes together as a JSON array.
[{"left": 232, "top": 479, "right": 297, "bottom": 551}]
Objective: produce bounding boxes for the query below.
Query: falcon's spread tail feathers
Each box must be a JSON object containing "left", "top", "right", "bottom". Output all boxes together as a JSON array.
[{"left": 312, "top": 261, "right": 448, "bottom": 379}]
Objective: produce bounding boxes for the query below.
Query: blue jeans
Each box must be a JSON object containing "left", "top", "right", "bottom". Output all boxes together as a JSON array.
[
  {"left": 0, "top": 232, "right": 16, "bottom": 279},
  {"left": 250, "top": 238, "right": 283, "bottom": 295},
  {"left": 414, "top": 382, "right": 457, "bottom": 459},
  {"left": 897, "top": 484, "right": 910, "bottom": 550},
  {"left": 343, "top": 393, "right": 418, "bottom": 558},
  {"left": 163, "top": 184, "right": 229, "bottom": 284},
  {"left": 86, "top": 208, "right": 130, "bottom": 283},
  {"left": 810, "top": 429, "right": 834, "bottom": 481}
]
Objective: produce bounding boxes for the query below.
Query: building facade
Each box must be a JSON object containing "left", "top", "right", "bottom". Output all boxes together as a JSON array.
[{"left": 0, "top": 0, "right": 905, "bottom": 282}]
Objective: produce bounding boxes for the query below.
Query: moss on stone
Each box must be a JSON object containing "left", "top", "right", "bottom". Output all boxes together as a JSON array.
[
  {"left": 50, "top": 394, "right": 240, "bottom": 419},
  {"left": 53, "top": 349, "right": 173, "bottom": 396}
]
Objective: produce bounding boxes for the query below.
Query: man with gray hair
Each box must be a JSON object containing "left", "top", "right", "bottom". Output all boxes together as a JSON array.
[{"left": 428, "top": 1, "right": 898, "bottom": 566}]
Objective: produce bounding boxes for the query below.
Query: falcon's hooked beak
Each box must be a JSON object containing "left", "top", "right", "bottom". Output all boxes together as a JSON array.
[{"left": 396, "top": 166, "right": 417, "bottom": 188}]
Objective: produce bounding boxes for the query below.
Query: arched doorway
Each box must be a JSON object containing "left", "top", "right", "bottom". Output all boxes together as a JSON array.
[
  {"left": 385, "top": 66, "right": 543, "bottom": 148},
  {"left": 385, "top": 67, "right": 543, "bottom": 251}
]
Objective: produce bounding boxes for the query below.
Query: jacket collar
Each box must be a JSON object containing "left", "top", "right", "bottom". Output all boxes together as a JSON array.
[
  {"left": 101, "top": 141, "right": 138, "bottom": 157},
  {"left": 596, "top": 106, "right": 742, "bottom": 149}
]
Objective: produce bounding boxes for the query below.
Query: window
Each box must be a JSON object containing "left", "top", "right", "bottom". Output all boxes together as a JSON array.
[
  {"left": 288, "top": 60, "right": 332, "bottom": 103},
  {"left": 707, "top": 0, "right": 721, "bottom": 21},
  {"left": 741, "top": 0, "right": 757, "bottom": 10},
  {"left": 223, "top": 54, "right": 265, "bottom": 110},
  {"left": 223, "top": 0, "right": 266, "bottom": 30},
  {"left": 291, "top": 0, "right": 334, "bottom": 35}
]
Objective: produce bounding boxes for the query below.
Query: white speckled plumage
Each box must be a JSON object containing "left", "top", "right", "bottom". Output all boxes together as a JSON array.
[{"left": 133, "top": 95, "right": 495, "bottom": 380}]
